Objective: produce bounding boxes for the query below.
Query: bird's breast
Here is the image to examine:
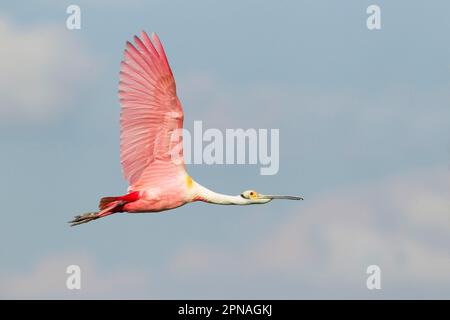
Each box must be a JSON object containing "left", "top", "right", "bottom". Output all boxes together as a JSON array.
[{"left": 123, "top": 186, "right": 189, "bottom": 213}]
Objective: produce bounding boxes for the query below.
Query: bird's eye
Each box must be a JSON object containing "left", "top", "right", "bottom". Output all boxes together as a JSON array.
[{"left": 250, "top": 192, "right": 255, "bottom": 196}]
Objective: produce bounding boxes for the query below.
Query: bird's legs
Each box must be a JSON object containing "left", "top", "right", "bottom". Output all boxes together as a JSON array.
[
  {"left": 69, "top": 201, "right": 124, "bottom": 227},
  {"left": 69, "top": 212, "right": 101, "bottom": 226}
]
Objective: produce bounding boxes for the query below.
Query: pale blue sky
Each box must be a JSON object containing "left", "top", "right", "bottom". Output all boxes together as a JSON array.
[{"left": 0, "top": 1, "right": 449, "bottom": 298}]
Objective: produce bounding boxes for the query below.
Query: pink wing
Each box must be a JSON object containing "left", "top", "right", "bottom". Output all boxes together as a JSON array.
[{"left": 119, "top": 31, "right": 186, "bottom": 188}]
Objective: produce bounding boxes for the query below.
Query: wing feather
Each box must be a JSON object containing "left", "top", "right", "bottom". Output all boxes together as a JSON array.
[{"left": 119, "top": 31, "right": 185, "bottom": 187}]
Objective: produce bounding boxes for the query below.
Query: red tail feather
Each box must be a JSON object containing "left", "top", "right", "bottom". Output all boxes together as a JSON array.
[
  {"left": 99, "top": 197, "right": 118, "bottom": 210},
  {"left": 98, "top": 191, "right": 140, "bottom": 210}
]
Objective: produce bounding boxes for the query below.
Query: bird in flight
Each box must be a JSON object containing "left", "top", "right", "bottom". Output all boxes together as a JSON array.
[{"left": 70, "top": 31, "right": 302, "bottom": 226}]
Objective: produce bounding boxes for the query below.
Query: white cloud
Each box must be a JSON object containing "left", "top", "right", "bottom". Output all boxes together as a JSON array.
[
  {"left": 168, "top": 166, "right": 450, "bottom": 298},
  {"left": 0, "top": 17, "right": 96, "bottom": 123},
  {"left": 0, "top": 252, "right": 152, "bottom": 299}
]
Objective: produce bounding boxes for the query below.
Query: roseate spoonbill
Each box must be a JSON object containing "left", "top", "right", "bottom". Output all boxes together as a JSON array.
[{"left": 70, "top": 31, "right": 302, "bottom": 226}]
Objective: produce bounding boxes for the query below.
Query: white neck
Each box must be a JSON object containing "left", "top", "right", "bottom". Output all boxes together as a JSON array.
[{"left": 192, "top": 182, "right": 249, "bottom": 205}]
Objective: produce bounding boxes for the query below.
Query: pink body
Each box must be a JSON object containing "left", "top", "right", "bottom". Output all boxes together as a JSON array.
[{"left": 124, "top": 171, "right": 192, "bottom": 213}]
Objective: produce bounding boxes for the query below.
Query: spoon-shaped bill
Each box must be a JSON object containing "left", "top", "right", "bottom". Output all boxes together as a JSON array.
[{"left": 259, "top": 194, "right": 303, "bottom": 200}]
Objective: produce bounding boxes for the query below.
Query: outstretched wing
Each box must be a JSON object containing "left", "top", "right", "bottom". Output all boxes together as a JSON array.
[{"left": 119, "top": 31, "right": 185, "bottom": 188}]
